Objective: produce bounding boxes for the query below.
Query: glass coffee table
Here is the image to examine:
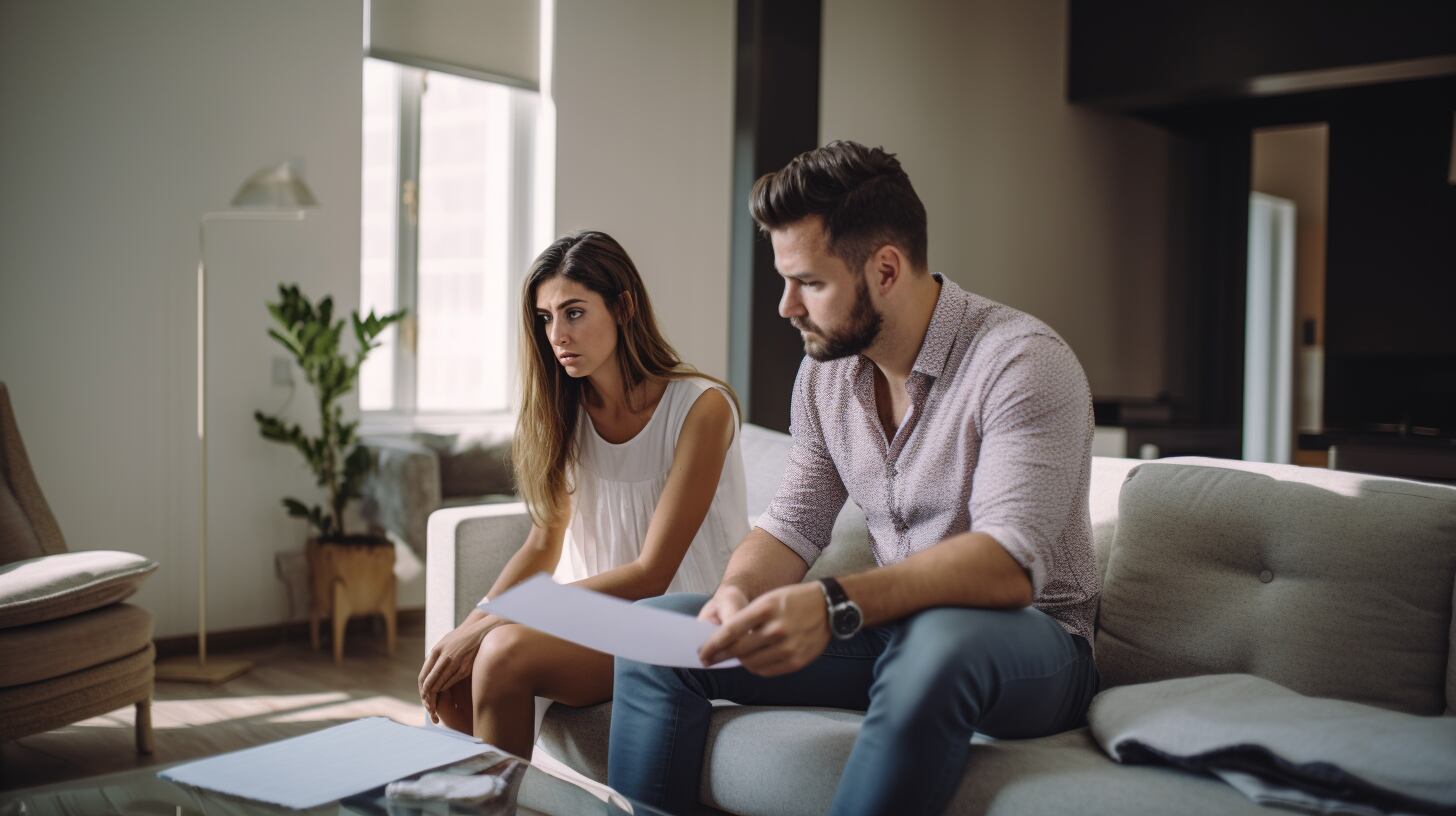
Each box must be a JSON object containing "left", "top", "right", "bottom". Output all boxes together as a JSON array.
[{"left": 3, "top": 754, "right": 673, "bottom": 816}]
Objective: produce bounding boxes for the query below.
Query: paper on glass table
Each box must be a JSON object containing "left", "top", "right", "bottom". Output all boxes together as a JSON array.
[
  {"left": 157, "top": 717, "right": 496, "bottom": 809},
  {"left": 480, "top": 574, "right": 741, "bottom": 669}
]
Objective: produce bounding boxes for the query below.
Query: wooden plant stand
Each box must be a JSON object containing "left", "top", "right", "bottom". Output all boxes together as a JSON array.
[{"left": 306, "top": 537, "right": 397, "bottom": 664}]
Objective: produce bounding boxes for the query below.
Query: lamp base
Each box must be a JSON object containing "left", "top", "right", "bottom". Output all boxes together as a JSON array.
[{"left": 154, "top": 655, "right": 253, "bottom": 684}]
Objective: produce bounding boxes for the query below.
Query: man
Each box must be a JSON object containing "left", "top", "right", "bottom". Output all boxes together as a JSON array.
[{"left": 607, "top": 141, "right": 1100, "bottom": 816}]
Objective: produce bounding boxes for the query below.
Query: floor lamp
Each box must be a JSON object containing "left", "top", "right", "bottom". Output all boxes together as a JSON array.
[{"left": 154, "top": 163, "right": 319, "bottom": 684}]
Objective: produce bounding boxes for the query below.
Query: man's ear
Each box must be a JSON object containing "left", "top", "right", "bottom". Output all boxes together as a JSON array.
[
  {"left": 616, "top": 291, "right": 636, "bottom": 324},
  {"left": 868, "top": 244, "right": 906, "bottom": 295}
]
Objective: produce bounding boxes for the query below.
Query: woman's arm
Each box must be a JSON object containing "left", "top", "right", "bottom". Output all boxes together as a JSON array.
[
  {"left": 419, "top": 513, "right": 568, "bottom": 720},
  {"left": 573, "top": 387, "right": 736, "bottom": 601}
]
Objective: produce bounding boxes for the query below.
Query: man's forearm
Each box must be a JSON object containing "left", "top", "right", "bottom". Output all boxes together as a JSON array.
[
  {"left": 838, "top": 531, "right": 1033, "bottom": 628},
  {"left": 719, "top": 528, "right": 810, "bottom": 600}
]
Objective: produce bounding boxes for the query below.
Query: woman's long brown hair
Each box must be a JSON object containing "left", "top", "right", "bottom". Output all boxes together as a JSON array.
[{"left": 513, "top": 230, "right": 739, "bottom": 528}]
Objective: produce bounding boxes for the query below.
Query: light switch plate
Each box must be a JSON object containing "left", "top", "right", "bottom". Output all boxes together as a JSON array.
[{"left": 272, "top": 356, "right": 294, "bottom": 386}]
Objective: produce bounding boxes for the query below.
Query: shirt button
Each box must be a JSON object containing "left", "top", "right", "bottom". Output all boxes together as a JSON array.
[{"left": 1258, "top": 570, "right": 1273, "bottom": 584}]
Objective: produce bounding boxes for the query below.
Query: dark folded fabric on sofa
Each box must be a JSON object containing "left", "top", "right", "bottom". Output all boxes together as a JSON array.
[{"left": 1089, "top": 674, "right": 1456, "bottom": 815}]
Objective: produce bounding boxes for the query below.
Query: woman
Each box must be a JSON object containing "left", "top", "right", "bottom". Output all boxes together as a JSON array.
[{"left": 418, "top": 230, "right": 748, "bottom": 757}]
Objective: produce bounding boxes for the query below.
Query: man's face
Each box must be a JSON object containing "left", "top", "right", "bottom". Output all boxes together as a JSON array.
[{"left": 771, "top": 218, "right": 882, "bottom": 361}]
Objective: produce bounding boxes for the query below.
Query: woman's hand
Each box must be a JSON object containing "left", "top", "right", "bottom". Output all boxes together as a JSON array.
[{"left": 418, "top": 614, "right": 501, "bottom": 723}]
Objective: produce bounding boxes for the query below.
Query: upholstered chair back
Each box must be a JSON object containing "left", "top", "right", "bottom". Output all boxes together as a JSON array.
[{"left": 0, "top": 383, "right": 67, "bottom": 565}]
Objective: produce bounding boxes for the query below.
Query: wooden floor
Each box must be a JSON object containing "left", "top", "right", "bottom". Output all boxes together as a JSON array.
[{"left": 2, "top": 621, "right": 433, "bottom": 793}]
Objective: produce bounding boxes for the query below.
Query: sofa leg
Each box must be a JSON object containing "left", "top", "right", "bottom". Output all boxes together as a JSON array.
[{"left": 135, "top": 698, "right": 154, "bottom": 755}]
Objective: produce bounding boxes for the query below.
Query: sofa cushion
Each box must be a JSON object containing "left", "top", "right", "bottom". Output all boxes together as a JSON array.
[
  {"left": 538, "top": 701, "right": 1266, "bottom": 816},
  {"left": 1097, "top": 458, "right": 1456, "bottom": 715},
  {"left": 0, "top": 602, "right": 154, "bottom": 687},
  {"left": 436, "top": 431, "right": 515, "bottom": 499},
  {"left": 0, "top": 550, "right": 158, "bottom": 628}
]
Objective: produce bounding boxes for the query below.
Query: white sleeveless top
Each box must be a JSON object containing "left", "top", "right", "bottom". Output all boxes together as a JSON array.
[{"left": 551, "top": 376, "right": 749, "bottom": 595}]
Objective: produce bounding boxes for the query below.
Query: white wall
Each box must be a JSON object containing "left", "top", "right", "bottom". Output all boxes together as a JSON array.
[
  {"left": 0, "top": 0, "right": 367, "bottom": 637},
  {"left": 551, "top": 0, "right": 735, "bottom": 380},
  {"left": 821, "top": 0, "right": 1173, "bottom": 397}
]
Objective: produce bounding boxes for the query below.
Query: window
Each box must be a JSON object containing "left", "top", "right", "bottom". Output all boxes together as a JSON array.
[{"left": 359, "top": 57, "right": 539, "bottom": 418}]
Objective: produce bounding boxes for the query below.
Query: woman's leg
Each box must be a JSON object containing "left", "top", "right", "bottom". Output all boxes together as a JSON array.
[
  {"left": 434, "top": 677, "right": 475, "bottom": 735},
  {"left": 471, "top": 622, "right": 614, "bottom": 758}
]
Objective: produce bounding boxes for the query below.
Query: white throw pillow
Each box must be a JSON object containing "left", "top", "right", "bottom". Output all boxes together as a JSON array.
[{"left": 0, "top": 550, "right": 158, "bottom": 628}]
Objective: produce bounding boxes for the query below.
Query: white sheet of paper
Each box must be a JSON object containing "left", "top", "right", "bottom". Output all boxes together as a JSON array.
[
  {"left": 480, "top": 574, "right": 740, "bottom": 669},
  {"left": 157, "top": 717, "right": 492, "bottom": 809}
]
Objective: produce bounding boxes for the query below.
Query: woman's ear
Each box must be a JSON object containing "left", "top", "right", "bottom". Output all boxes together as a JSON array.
[{"left": 616, "top": 291, "right": 636, "bottom": 324}]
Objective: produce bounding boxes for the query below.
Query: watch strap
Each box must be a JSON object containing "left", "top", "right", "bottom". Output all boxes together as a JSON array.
[{"left": 819, "top": 577, "right": 850, "bottom": 607}]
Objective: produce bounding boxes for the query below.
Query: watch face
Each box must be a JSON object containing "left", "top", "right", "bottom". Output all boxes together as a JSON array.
[{"left": 832, "top": 604, "right": 862, "bottom": 638}]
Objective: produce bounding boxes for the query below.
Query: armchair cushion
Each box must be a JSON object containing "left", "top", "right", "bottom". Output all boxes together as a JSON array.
[
  {"left": 0, "top": 602, "right": 153, "bottom": 687},
  {"left": 0, "top": 550, "right": 158, "bottom": 628}
]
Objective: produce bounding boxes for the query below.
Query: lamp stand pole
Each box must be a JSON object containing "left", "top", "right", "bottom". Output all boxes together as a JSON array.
[{"left": 155, "top": 210, "right": 305, "bottom": 684}]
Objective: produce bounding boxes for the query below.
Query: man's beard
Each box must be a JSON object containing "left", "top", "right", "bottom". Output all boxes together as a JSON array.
[{"left": 793, "top": 277, "right": 883, "bottom": 361}]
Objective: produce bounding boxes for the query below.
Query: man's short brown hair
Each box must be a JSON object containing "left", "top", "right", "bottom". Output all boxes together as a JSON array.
[{"left": 749, "top": 140, "right": 928, "bottom": 273}]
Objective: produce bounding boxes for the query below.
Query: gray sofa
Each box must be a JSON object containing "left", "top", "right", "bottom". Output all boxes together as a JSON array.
[{"left": 426, "top": 423, "right": 1456, "bottom": 815}]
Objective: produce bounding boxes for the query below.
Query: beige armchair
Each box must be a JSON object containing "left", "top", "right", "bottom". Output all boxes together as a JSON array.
[{"left": 0, "top": 383, "right": 158, "bottom": 753}]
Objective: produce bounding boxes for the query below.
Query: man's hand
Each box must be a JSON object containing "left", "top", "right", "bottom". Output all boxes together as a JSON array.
[
  {"left": 418, "top": 614, "right": 500, "bottom": 723},
  {"left": 697, "top": 584, "right": 750, "bottom": 626},
  {"left": 698, "top": 582, "right": 830, "bottom": 676}
]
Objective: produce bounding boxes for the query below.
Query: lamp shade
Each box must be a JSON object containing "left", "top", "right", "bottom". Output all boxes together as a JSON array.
[{"left": 230, "top": 163, "right": 319, "bottom": 209}]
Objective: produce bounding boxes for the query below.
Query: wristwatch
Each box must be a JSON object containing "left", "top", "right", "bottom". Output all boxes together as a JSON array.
[{"left": 818, "top": 577, "right": 864, "bottom": 640}]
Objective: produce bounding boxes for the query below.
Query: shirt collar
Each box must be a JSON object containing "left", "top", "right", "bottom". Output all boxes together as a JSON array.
[
  {"left": 910, "top": 274, "right": 968, "bottom": 381},
  {"left": 842, "top": 273, "right": 968, "bottom": 385}
]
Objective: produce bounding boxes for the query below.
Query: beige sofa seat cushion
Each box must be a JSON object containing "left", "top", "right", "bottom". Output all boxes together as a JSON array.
[
  {"left": 1097, "top": 458, "right": 1456, "bottom": 715},
  {"left": 0, "top": 602, "right": 154, "bottom": 687},
  {"left": 0, "top": 549, "right": 158, "bottom": 628}
]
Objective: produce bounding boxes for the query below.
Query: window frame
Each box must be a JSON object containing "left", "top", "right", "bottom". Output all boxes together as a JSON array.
[{"left": 360, "top": 57, "right": 538, "bottom": 433}]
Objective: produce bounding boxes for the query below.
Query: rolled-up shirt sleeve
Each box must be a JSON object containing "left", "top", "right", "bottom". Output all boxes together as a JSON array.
[
  {"left": 755, "top": 360, "right": 849, "bottom": 567},
  {"left": 969, "top": 334, "right": 1092, "bottom": 598}
]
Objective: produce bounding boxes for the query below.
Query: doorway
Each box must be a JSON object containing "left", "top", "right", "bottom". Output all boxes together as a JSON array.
[{"left": 1246, "top": 123, "right": 1329, "bottom": 465}]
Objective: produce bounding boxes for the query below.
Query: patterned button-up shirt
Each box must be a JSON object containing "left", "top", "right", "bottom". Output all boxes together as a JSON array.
[{"left": 756, "top": 275, "right": 1099, "bottom": 644}]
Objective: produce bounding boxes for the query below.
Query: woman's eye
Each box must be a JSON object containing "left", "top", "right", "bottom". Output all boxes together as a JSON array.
[
  {"left": 538, "top": 313, "right": 551, "bottom": 324},
  {"left": 567, "top": 309, "right": 583, "bottom": 320}
]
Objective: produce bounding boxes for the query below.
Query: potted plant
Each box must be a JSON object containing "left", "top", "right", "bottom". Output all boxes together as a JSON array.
[{"left": 255, "top": 284, "right": 406, "bottom": 662}]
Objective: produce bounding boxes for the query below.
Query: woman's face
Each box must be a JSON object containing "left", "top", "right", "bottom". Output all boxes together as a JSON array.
[{"left": 534, "top": 275, "right": 619, "bottom": 379}]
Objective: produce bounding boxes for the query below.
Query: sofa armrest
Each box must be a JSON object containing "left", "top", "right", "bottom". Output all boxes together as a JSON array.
[
  {"left": 425, "top": 502, "right": 531, "bottom": 655},
  {"left": 361, "top": 437, "right": 442, "bottom": 560}
]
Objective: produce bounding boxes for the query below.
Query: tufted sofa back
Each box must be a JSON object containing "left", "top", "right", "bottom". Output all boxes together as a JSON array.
[{"left": 1095, "top": 457, "right": 1456, "bottom": 716}]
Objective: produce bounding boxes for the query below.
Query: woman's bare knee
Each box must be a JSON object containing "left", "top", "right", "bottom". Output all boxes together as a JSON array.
[{"left": 473, "top": 624, "right": 534, "bottom": 705}]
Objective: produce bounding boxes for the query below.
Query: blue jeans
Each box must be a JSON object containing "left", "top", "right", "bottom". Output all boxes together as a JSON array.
[{"left": 607, "top": 593, "right": 1099, "bottom": 816}]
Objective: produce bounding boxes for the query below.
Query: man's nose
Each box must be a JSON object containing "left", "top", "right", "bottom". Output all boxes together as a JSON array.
[{"left": 779, "top": 284, "right": 804, "bottom": 319}]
